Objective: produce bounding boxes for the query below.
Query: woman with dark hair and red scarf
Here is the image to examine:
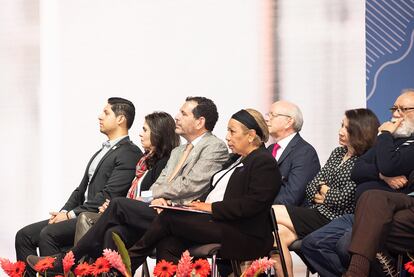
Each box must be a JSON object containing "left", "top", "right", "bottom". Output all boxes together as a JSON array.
[{"left": 73, "top": 111, "right": 180, "bottom": 246}]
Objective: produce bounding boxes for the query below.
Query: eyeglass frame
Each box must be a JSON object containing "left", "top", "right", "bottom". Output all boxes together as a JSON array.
[
  {"left": 389, "top": 106, "right": 414, "bottom": 114},
  {"left": 265, "top": 112, "right": 292, "bottom": 119}
]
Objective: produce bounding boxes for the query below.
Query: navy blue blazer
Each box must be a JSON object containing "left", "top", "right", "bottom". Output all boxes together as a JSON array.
[{"left": 268, "top": 133, "right": 320, "bottom": 206}]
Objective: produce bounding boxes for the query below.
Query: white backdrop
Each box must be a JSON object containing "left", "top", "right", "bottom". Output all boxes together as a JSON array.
[{"left": 0, "top": 0, "right": 365, "bottom": 271}]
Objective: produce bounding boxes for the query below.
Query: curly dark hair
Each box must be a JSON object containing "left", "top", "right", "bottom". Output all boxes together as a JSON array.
[
  {"left": 345, "top": 108, "right": 380, "bottom": 156},
  {"left": 145, "top": 111, "right": 180, "bottom": 168},
  {"left": 185, "top": 96, "right": 219, "bottom": 131}
]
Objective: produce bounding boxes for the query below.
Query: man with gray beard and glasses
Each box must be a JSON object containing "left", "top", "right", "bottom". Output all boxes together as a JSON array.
[{"left": 301, "top": 89, "right": 414, "bottom": 277}]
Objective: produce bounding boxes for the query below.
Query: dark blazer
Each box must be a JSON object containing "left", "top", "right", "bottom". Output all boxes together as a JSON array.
[
  {"left": 268, "top": 133, "right": 320, "bottom": 206},
  {"left": 351, "top": 132, "right": 414, "bottom": 195},
  {"left": 211, "top": 146, "right": 281, "bottom": 260},
  {"left": 139, "top": 157, "right": 169, "bottom": 192},
  {"left": 62, "top": 136, "right": 142, "bottom": 215}
]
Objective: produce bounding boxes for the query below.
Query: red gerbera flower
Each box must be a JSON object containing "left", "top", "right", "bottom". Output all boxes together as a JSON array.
[
  {"left": 90, "top": 257, "right": 111, "bottom": 276},
  {"left": 74, "top": 261, "right": 92, "bottom": 276},
  {"left": 34, "top": 256, "right": 56, "bottom": 273},
  {"left": 153, "top": 260, "right": 177, "bottom": 277},
  {"left": 192, "top": 259, "right": 210, "bottom": 277},
  {"left": 405, "top": 260, "right": 414, "bottom": 275},
  {"left": 0, "top": 258, "right": 26, "bottom": 277}
]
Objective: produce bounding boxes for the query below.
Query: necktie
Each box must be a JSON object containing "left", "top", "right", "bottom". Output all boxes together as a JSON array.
[
  {"left": 272, "top": 143, "right": 281, "bottom": 158},
  {"left": 168, "top": 143, "right": 194, "bottom": 183}
]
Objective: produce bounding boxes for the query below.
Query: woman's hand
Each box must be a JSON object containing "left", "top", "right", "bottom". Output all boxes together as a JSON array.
[
  {"left": 188, "top": 201, "right": 212, "bottom": 213},
  {"left": 314, "top": 184, "right": 330, "bottom": 204},
  {"left": 98, "top": 199, "right": 110, "bottom": 214}
]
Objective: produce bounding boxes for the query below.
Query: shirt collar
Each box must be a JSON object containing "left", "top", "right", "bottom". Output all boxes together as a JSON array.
[
  {"left": 187, "top": 132, "right": 208, "bottom": 147},
  {"left": 103, "top": 135, "right": 128, "bottom": 149},
  {"left": 277, "top": 132, "right": 297, "bottom": 150}
]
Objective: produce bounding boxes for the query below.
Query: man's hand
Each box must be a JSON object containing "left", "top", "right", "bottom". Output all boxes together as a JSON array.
[
  {"left": 379, "top": 173, "right": 408, "bottom": 189},
  {"left": 98, "top": 199, "right": 110, "bottom": 214},
  {"left": 48, "top": 211, "right": 68, "bottom": 224},
  {"left": 151, "top": 198, "right": 169, "bottom": 214},
  {"left": 378, "top": 118, "right": 403, "bottom": 134},
  {"left": 188, "top": 200, "right": 212, "bottom": 213}
]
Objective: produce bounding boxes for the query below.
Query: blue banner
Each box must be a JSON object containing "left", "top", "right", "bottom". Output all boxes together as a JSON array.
[{"left": 366, "top": 0, "right": 414, "bottom": 122}]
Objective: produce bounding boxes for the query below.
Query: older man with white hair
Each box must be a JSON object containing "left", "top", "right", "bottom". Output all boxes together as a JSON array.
[{"left": 266, "top": 100, "right": 320, "bottom": 205}]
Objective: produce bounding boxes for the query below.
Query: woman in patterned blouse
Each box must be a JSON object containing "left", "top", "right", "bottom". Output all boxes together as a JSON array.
[{"left": 273, "top": 108, "right": 380, "bottom": 277}]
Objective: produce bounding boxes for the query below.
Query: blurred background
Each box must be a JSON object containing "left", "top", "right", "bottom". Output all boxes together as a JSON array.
[{"left": 0, "top": 0, "right": 367, "bottom": 274}]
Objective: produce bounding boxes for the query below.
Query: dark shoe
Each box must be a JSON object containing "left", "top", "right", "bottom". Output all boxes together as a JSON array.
[
  {"left": 375, "top": 251, "right": 398, "bottom": 277},
  {"left": 26, "top": 254, "right": 64, "bottom": 276}
]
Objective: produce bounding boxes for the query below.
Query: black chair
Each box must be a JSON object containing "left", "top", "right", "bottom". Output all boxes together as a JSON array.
[{"left": 270, "top": 207, "right": 289, "bottom": 277}]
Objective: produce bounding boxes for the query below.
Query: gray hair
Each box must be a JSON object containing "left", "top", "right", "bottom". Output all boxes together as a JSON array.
[{"left": 289, "top": 103, "right": 304, "bottom": 132}]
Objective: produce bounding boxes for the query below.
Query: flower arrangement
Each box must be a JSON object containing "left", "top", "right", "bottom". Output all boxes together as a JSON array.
[
  {"left": 1, "top": 231, "right": 274, "bottom": 277},
  {"left": 405, "top": 253, "right": 414, "bottom": 276},
  {"left": 0, "top": 233, "right": 132, "bottom": 277},
  {"left": 153, "top": 250, "right": 210, "bottom": 277},
  {"left": 241, "top": 257, "right": 275, "bottom": 277},
  {"left": 153, "top": 251, "right": 275, "bottom": 277}
]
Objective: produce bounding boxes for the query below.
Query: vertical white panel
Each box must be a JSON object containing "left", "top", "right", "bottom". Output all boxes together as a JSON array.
[{"left": 276, "top": 0, "right": 366, "bottom": 162}]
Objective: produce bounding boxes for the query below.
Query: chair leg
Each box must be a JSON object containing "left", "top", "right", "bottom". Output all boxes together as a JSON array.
[
  {"left": 211, "top": 253, "right": 218, "bottom": 277},
  {"left": 231, "top": 260, "right": 242, "bottom": 277},
  {"left": 142, "top": 259, "right": 150, "bottom": 277},
  {"left": 397, "top": 254, "right": 403, "bottom": 277},
  {"left": 270, "top": 209, "right": 289, "bottom": 277}
]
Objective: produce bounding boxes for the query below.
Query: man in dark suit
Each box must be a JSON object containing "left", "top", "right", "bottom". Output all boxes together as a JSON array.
[
  {"left": 266, "top": 100, "right": 320, "bottom": 206},
  {"left": 16, "top": 97, "right": 142, "bottom": 276}
]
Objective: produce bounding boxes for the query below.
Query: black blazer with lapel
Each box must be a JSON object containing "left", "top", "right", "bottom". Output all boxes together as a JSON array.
[
  {"left": 211, "top": 146, "right": 281, "bottom": 260},
  {"left": 139, "top": 157, "right": 169, "bottom": 192},
  {"left": 267, "top": 133, "right": 320, "bottom": 206},
  {"left": 62, "top": 136, "right": 142, "bottom": 215}
]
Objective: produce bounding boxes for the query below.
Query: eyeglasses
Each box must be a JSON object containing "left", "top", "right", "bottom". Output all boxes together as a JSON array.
[
  {"left": 389, "top": 106, "right": 414, "bottom": 114},
  {"left": 265, "top": 112, "right": 291, "bottom": 119}
]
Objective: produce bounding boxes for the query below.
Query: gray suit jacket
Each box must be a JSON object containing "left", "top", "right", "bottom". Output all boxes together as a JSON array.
[{"left": 150, "top": 132, "right": 229, "bottom": 204}]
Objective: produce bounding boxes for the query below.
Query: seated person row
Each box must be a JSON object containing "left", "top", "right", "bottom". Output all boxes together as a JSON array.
[
  {"left": 26, "top": 97, "right": 230, "bottom": 272},
  {"left": 15, "top": 97, "right": 144, "bottom": 277},
  {"left": 272, "top": 108, "right": 380, "bottom": 277},
  {"left": 300, "top": 89, "right": 414, "bottom": 277},
  {"left": 73, "top": 111, "right": 180, "bottom": 245},
  {"left": 28, "top": 108, "right": 282, "bottom": 275}
]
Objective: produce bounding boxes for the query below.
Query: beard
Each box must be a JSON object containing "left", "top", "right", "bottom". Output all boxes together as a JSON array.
[{"left": 393, "top": 117, "right": 414, "bottom": 138}]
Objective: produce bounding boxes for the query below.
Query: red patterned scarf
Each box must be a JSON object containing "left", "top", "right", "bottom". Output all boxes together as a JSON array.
[{"left": 127, "top": 154, "right": 149, "bottom": 199}]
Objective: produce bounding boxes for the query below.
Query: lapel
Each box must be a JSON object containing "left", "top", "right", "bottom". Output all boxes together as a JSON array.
[
  {"left": 181, "top": 132, "right": 211, "bottom": 168},
  {"left": 89, "top": 136, "right": 130, "bottom": 184},
  {"left": 277, "top": 133, "right": 301, "bottom": 165}
]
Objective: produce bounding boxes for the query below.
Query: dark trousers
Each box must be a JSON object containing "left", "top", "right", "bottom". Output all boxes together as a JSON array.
[
  {"left": 301, "top": 214, "right": 354, "bottom": 277},
  {"left": 349, "top": 190, "right": 414, "bottom": 260},
  {"left": 129, "top": 210, "right": 222, "bottom": 274},
  {"left": 72, "top": 197, "right": 157, "bottom": 259},
  {"left": 15, "top": 218, "right": 77, "bottom": 277}
]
